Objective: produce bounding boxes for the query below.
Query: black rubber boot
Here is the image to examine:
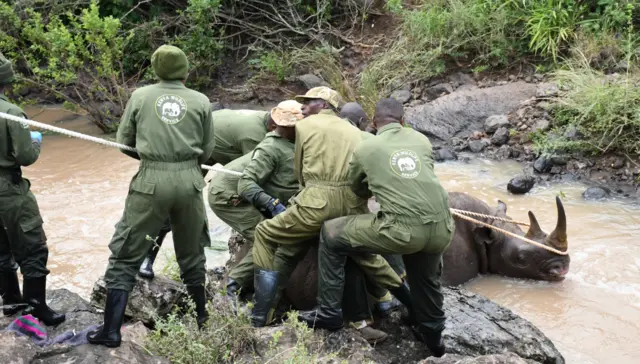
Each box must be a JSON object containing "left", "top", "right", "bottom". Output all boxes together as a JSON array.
[
  {"left": 186, "top": 284, "right": 209, "bottom": 330},
  {"left": 1, "top": 271, "right": 24, "bottom": 316},
  {"left": 225, "top": 278, "right": 243, "bottom": 314},
  {"left": 389, "top": 281, "right": 413, "bottom": 312},
  {"left": 87, "top": 289, "right": 129, "bottom": 347},
  {"left": 413, "top": 326, "right": 446, "bottom": 357},
  {"left": 138, "top": 231, "right": 167, "bottom": 279},
  {"left": 22, "top": 276, "right": 65, "bottom": 326},
  {"left": 297, "top": 306, "right": 344, "bottom": 331},
  {"left": 250, "top": 268, "right": 279, "bottom": 328}
]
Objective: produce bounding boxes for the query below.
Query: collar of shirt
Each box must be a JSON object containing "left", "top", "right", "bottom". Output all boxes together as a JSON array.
[
  {"left": 158, "top": 80, "right": 186, "bottom": 88},
  {"left": 376, "top": 123, "right": 402, "bottom": 135},
  {"left": 319, "top": 109, "right": 337, "bottom": 117}
]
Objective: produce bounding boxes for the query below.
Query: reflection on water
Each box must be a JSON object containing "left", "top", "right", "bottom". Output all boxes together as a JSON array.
[{"left": 19, "top": 107, "right": 640, "bottom": 364}]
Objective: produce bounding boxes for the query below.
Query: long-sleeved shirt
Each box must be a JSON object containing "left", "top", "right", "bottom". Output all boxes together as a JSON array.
[{"left": 0, "top": 94, "right": 40, "bottom": 169}]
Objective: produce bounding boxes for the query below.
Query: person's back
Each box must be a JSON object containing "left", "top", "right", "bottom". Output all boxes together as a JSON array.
[
  {"left": 210, "top": 109, "right": 269, "bottom": 165},
  {"left": 354, "top": 125, "right": 449, "bottom": 221},
  {"left": 295, "top": 110, "right": 365, "bottom": 186},
  {"left": 0, "top": 98, "right": 39, "bottom": 169}
]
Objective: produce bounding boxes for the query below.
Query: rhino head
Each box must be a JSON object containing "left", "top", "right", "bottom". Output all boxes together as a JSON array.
[{"left": 475, "top": 196, "right": 570, "bottom": 282}]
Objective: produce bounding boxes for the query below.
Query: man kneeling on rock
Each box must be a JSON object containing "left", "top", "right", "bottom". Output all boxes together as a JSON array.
[{"left": 298, "top": 98, "right": 454, "bottom": 358}]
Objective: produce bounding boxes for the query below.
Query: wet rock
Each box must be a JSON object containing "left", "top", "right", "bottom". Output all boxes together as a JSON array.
[
  {"left": 491, "top": 127, "right": 510, "bottom": 146},
  {"left": 90, "top": 275, "right": 186, "bottom": 325},
  {"left": 609, "top": 155, "right": 626, "bottom": 169},
  {"left": 297, "top": 74, "right": 329, "bottom": 89},
  {"left": 435, "top": 148, "right": 457, "bottom": 162},
  {"left": 405, "top": 82, "right": 537, "bottom": 141},
  {"left": 533, "top": 156, "right": 553, "bottom": 173},
  {"left": 550, "top": 166, "right": 563, "bottom": 174},
  {"left": 536, "top": 82, "right": 559, "bottom": 98},
  {"left": 484, "top": 115, "right": 511, "bottom": 133},
  {"left": 533, "top": 119, "right": 551, "bottom": 132},
  {"left": 425, "top": 83, "right": 454, "bottom": 99},
  {"left": 507, "top": 175, "right": 535, "bottom": 194},
  {"left": 495, "top": 145, "right": 513, "bottom": 160},
  {"left": 469, "top": 139, "right": 488, "bottom": 153},
  {"left": 391, "top": 89, "right": 412, "bottom": 104},
  {"left": 582, "top": 186, "right": 611, "bottom": 200},
  {"left": 420, "top": 353, "right": 530, "bottom": 364}
]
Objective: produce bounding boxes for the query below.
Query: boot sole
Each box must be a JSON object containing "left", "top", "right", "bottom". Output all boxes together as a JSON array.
[{"left": 87, "top": 339, "right": 122, "bottom": 348}]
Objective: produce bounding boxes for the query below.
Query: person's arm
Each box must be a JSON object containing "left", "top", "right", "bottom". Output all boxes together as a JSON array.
[
  {"left": 199, "top": 102, "right": 215, "bottom": 165},
  {"left": 7, "top": 108, "right": 40, "bottom": 167},
  {"left": 116, "top": 96, "right": 140, "bottom": 160},
  {"left": 239, "top": 135, "right": 262, "bottom": 155},
  {"left": 293, "top": 125, "right": 305, "bottom": 187},
  {"left": 238, "top": 146, "right": 285, "bottom": 216},
  {"left": 347, "top": 148, "right": 372, "bottom": 199}
]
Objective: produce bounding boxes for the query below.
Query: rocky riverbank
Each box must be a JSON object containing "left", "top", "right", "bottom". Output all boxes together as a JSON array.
[{"left": 0, "top": 266, "right": 565, "bottom": 364}]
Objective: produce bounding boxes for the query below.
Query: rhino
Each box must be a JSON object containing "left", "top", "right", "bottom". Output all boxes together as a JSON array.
[{"left": 229, "top": 192, "right": 570, "bottom": 310}]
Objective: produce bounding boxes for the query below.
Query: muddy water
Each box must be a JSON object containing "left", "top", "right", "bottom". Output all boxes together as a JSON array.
[{"left": 19, "top": 106, "right": 640, "bottom": 364}]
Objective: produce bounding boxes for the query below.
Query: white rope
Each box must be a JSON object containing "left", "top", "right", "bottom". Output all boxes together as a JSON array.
[
  {"left": 0, "top": 111, "right": 242, "bottom": 176},
  {"left": 1, "top": 111, "right": 566, "bottom": 255},
  {"left": 449, "top": 208, "right": 530, "bottom": 226}
]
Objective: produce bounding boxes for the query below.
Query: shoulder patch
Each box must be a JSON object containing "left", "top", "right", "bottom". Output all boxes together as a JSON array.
[
  {"left": 252, "top": 150, "right": 261, "bottom": 160},
  {"left": 389, "top": 150, "right": 422, "bottom": 179},
  {"left": 155, "top": 94, "right": 188, "bottom": 124}
]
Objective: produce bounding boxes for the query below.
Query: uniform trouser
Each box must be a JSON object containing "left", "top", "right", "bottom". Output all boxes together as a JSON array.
[
  {"left": 252, "top": 183, "right": 402, "bottom": 291},
  {"left": 366, "top": 254, "right": 406, "bottom": 300},
  {"left": 317, "top": 211, "right": 454, "bottom": 332},
  {"left": 104, "top": 160, "right": 211, "bottom": 292},
  {"left": 0, "top": 174, "right": 49, "bottom": 278}
]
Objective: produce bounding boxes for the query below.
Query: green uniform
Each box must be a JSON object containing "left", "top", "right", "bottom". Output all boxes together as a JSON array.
[
  {"left": 207, "top": 109, "right": 269, "bottom": 165},
  {"left": 316, "top": 123, "right": 454, "bottom": 332},
  {"left": 104, "top": 80, "right": 214, "bottom": 292},
  {"left": 252, "top": 110, "right": 402, "bottom": 290},
  {"left": 0, "top": 94, "right": 48, "bottom": 278}
]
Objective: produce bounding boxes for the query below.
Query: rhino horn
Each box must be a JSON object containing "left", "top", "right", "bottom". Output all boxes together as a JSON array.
[
  {"left": 525, "top": 211, "right": 545, "bottom": 239},
  {"left": 545, "top": 196, "right": 568, "bottom": 251}
]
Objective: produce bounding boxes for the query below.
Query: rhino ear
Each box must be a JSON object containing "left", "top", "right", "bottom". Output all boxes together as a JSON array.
[{"left": 496, "top": 200, "right": 507, "bottom": 215}]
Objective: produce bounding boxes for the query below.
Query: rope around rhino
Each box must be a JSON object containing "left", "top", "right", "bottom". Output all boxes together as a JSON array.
[{"left": 1, "top": 111, "right": 567, "bottom": 256}]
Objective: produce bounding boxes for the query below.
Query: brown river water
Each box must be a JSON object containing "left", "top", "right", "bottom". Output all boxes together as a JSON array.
[{"left": 17, "top": 106, "right": 640, "bottom": 364}]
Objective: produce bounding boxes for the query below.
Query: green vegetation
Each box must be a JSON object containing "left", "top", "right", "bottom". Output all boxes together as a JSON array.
[{"left": 0, "top": 0, "right": 638, "bottom": 154}]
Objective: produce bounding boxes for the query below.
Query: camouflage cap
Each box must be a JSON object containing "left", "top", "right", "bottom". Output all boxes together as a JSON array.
[
  {"left": 0, "top": 52, "right": 15, "bottom": 85},
  {"left": 151, "top": 45, "right": 189, "bottom": 81},
  {"left": 294, "top": 86, "right": 342, "bottom": 109},
  {"left": 270, "top": 100, "right": 304, "bottom": 127}
]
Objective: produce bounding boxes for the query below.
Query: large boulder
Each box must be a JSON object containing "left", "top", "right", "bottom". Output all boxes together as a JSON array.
[
  {"left": 420, "top": 353, "right": 531, "bottom": 364},
  {"left": 90, "top": 275, "right": 186, "bottom": 325},
  {"left": 404, "top": 82, "right": 537, "bottom": 141}
]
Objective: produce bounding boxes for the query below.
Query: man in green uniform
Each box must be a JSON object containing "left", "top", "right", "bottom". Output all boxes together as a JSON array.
[
  {"left": 137, "top": 105, "right": 274, "bottom": 279},
  {"left": 215, "top": 100, "right": 302, "bottom": 305},
  {"left": 298, "top": 98, "right": 454, "bottom": 357},
  {"left": 0, "top": 53, "right": 66, "bottom": 326},
  {"left": 250, "top": 87, "right": 407, "bottom": 328},
  {"left": 87, "top": 45, "right": 215, "bottom": 348}
]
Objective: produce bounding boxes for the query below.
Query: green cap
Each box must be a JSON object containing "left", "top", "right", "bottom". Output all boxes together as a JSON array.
[
  {"left": 0, "top": 52, "right": 15, "bottom": 85},
  {"left": 295, "top": 86, "right": 342, "bottom": 109},
  {"left": 151, "top": 45, "right": 189, "bottom": 81}
]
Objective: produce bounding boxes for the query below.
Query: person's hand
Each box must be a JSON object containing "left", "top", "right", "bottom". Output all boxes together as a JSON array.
[
  {"left": 265, "top": 198, "right": 286, "bottom": 217},
  {"left": 30, "top": 131, "right": 42, "bottom": 144}
]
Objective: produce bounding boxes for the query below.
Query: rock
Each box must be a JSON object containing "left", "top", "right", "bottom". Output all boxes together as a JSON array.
[
  {"left": 533, "top": 156, "right": 553, "bottom": 173},
  {"left": 469, "top": 139, "right": 488, "bottom": 153},
  {"left": 533, "top": 73, "right": 544, "bottom": 81},
  {"left": 536, "top": 82, "right": 559, "bottom": 98},
  {"left": 495, "top": 145, "right": 512, "bottom": 160},
  {"left": 550, "top": 155, "right": 568, "bottom": 165},
  {"left": 448, "top": 72, "right": 476, "bottom": 87},
  {"left": 491, "top": 127, "right": 510, "bottom": 146},
  {"left": 405, "top": 82, "right": 537, "bottom": 141},
  {"left": 507, "top": 175, "right": 535, "bottom": 194},
  {"left": 297, "top": 74, "right": 329, "bottom": 89},
  {"left": 609, "top": 155, "right": 625, "bottom": 169},
  {"left": 525, "top": 76, "right": 533, "bottom": 83},
  {"left": 90, "top": 275, "right": 186, "bottom": 325},
  {"left": 435, "top": 148, "right": 457, "bottom": 162},
  {"left": 391, "top": 89, "right": 412, "bottom": 104},
  {"left": 34, "top": 340, "right": 170, "bottom": 364},
  {"left": 550, "top": 166, "right": 563, "bottom": 174},
  {"left": 582, "top": 186, "right": 611, "bottom": 200},
  {"left": 0, "top": 331, "right": 42, "bottom": 363},
  {"left": 425, "top": 83, "right": 454, "bottom": 99},
  {"left": 484, "top": 115, "right": 511, "bottom": 133},
  {"left": 533, "top": 119, "right": 551, "bottom": 132},
  {"left": 564, "top": 125, "right": 581, "bottom": 140},
  {"left": 420, "top": 353, "right": 531, "bottom": 364}
]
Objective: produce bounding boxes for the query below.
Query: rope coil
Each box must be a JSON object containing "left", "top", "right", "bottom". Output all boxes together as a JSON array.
[{"left": 1, "top": 111, "right": 567, "bottom": 255}]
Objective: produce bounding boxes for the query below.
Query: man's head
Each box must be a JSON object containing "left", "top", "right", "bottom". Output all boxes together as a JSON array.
[
  {"left": 372, "top": 98, "right": 405, "bottom": 130},
  {"left": 0, "top": 52, "right": 15, "bottom": 92},
  {"left": 151, "top": 45, "right": 189, "bottom": 82},
  {"left": 339, "top": 102, "right": 369, "bottom": 130},
  {"left": 295, "top": 86, "right": 342, "bottom": 117},
  {"left": 270, "top": 100, "right": 304, "bottom": 141}
]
